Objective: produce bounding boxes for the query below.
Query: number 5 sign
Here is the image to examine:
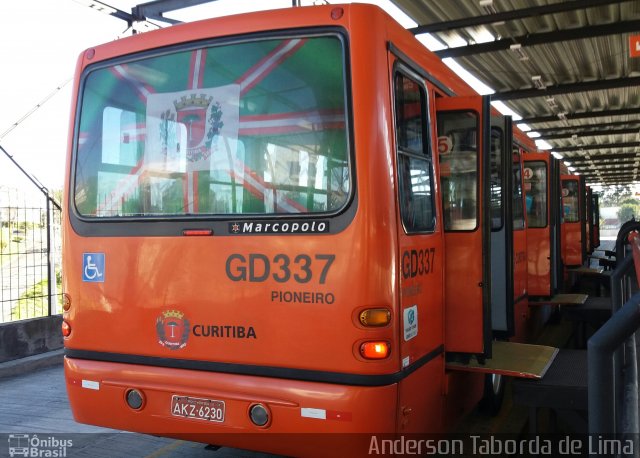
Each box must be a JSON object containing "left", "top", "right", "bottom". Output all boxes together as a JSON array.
[{"left": 437, "top": 136, "right": 453, "bottom": 155}]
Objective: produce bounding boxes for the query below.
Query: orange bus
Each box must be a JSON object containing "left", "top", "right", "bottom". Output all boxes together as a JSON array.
[{"left": 63, "top": 4, "right": 553, "bottom": 455}]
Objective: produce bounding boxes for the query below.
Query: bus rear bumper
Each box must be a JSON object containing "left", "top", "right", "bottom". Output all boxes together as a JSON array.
[{"left": 64, "top": 356, "right": 398, "bottom": 454}]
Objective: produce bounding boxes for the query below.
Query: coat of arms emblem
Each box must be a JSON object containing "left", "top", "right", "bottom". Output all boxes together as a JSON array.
[
  {"left": 171, "top": 94, "right": 224, "bottom": 163},
  {"left": 156, "top": 310, "right": 190, "bottom": 350}
]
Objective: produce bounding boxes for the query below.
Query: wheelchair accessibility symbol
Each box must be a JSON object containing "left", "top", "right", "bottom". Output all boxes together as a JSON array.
[{"left": 82, "top": 253, "right": 105, "bottom": 282}]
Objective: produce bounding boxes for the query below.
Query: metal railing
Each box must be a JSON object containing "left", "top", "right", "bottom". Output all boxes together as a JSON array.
[
  {"left": 0, "top": 145, "right": 62, "bottom": 323},
  {"left": 588, "top": 223, "right": 640, "bottom": 446}
]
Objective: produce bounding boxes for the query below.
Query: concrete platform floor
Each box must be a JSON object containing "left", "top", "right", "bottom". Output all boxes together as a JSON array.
[{"left": 0, "top": 364, "right": 275, "bottom": 458}]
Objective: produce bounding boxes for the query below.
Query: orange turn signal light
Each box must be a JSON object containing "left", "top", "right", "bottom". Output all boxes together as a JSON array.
[
  {"left": 62, "top": 321, "right": 71, "bottom": 337},
  {"left": 359, "top": 308, "right": 391, "bottom": 327},
  {"left": 360, "top": 341, "right": 390, "bottom": 360},
  {"left": 62, "top": 294, "right": 72, "bottom": 312}
]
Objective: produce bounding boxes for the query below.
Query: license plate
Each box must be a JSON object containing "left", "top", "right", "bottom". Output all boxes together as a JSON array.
[{"left": 171, "top": 395, "right": 225, "bottom": 422}]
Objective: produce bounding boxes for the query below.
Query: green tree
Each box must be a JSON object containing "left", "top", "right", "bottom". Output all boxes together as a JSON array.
[
  {"left": 600, "top": 185, "right": 633, "bottom": 207},
  {"left": 618, "top": 203, "right": 640, "bottom": 223}
]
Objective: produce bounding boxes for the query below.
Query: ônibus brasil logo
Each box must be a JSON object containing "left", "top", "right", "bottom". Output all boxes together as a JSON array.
[{"left": 156, "top": 310, "right": 190, "bottom": 350}]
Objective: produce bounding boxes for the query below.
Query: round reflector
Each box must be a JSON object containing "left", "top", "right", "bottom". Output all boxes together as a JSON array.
[
  {"left": 249, "top": 404, "right": 270, "bottom": 427},
  {"left": 126, "top": 389, "right": 144, "bottom": 410}
]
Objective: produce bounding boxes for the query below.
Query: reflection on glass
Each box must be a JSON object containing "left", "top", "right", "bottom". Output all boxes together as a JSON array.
[
  {"left": 437, "top": 112, "right": 478, "bottom": 231},
  {"left": 395, "top": 72, "right": 434, "bottom": 233},
  {"left": 562, "top": 180, "right": 579, "bottom": 223},
  {"left": 490, "top": 127, "right": 503, "bottom": 230},
  {"left": 524, "top": 161, "right": 547, "bottom": 228},
  {"left": 74, "top": 35, "right": 350, "bottom": 217}
]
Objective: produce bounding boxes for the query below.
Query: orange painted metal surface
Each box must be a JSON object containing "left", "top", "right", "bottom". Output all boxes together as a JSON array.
[
  {"left": 64, "top": 358, "right": 397, "bottom": 456},
  {"left": 436, "top": 96, "right": 487, "bottom": 355},
  {"left": 523, "top": 152, "right": 551, "bottom": 297}
]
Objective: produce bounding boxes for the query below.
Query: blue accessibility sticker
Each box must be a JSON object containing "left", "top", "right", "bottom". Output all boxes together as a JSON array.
[{"left": 82, "top": 253, "right": 105, "bottom": 283}]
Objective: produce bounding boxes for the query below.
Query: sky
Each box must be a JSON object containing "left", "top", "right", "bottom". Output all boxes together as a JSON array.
[
  {"left": 0, "top": 0, "right": 417, "bottom": 193},
  {"left": 0, "top": 0, "right": 125, "bottom": 192},
  {"left": 0, "top": 0, "right": 547, "bottom": 195}
]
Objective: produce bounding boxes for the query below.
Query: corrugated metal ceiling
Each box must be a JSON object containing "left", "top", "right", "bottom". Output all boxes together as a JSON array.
[{"left": 392, "top": 0, "right": 640, "bottom": 186}]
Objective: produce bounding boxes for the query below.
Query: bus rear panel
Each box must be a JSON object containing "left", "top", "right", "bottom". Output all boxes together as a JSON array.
[{"left": 63, "top": 5, "right": 448, "bottom": 455}]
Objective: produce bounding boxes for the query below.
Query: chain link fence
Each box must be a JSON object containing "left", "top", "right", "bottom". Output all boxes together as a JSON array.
[{"left": 0, "top": 186, "right": 62, "bottom": 323}]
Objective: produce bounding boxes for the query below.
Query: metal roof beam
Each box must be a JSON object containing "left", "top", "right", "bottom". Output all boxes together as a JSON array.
[
  {"left": 408, "top": 0, "right": 630, "bottom": 34},
  {"left": 573, "top": 165, "right": 637, "bottom": 173},
  {"left": 552, "top": 141, "right": 640, "bottom": 153},
  {"left": 543, "top": 127, "right": 640, "bottom": 140},
  {"left": 580, "top": 170, "right": 635, "bottom": 176},
  {"left": 582, "top": 176, "right": 635, "bottom": 181},
  {"left": 77, "top": 0, "right": 136, "bottom": 24},
  {"left": 434, "top": 20, "right": 640, "bottom": 59},
  {"left": 572, "top": 165, "right": 636, "bottom": 173},
  {"left": 578, "top": 164, "right": 635, "bottom": 172},
  {"left": 564, "top": 153, "right": 638, "bottom": 162},
  {"left": 493, "top": 77, "right": 640, "bottom": 101},
  {"left": 534, "top": 120, "right": 640, "bottom": 135},
  {"left": 520, "top": 108, "right": 640, "bottom": 125}
]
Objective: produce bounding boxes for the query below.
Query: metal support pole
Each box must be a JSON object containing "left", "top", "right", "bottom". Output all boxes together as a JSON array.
[
  {"left": 621, "top": 335, "right": 638, "bottom": 439},
  {"left": 46, "top": 197, "right": 53, "bottom": 316}
]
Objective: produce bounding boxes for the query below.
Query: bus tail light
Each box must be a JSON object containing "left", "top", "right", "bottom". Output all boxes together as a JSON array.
[
  {"left": 62, "top": 321, "right": 72, "bottom": 337},
  {"left": 359, "top": 308, "right": 391, "bottom": 327},
  {"left": 360, "top": 341, "right": 390, "bottom": 359}
]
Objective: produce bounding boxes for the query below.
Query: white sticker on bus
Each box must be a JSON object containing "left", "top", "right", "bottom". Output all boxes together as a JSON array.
[
  {"left": 403, "top": 305, "right": 418, "bottom": 341},
  {"left": 301, "top": 408, "right": 326, "bottom": 420},
  {"left": 81, "top": 380, "right": 100, "bottom": 390}
]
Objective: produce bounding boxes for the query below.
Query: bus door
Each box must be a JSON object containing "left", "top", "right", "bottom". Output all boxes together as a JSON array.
[
  {"left": 436, "top": 105, "right": 557, "bottom": 388},
  {"left": 392, "top": 64, "right": 444, "bottom": 433},
  {"left": 435, "top": 95, "right": 492, "bottom": 357},
  {"left": 523, "top": 153, "right": 562, "bottom": 297},
  {"left": 489, "top": 116, "right": 514, "bottom": 338},
  {"left": 561, "top": 175, "right": 583, "bottom": 267}
]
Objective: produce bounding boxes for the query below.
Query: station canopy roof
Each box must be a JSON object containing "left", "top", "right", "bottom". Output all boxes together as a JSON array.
[
  {"left": 80, "top": 0, "right": 640, "bottom": 187},
  {"left": 390, "top": 0, "right": 640, "bottom": 187}
]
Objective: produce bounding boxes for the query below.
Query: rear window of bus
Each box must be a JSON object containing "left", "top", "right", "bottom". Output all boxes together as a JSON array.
[{"left": 73, "top": 34, "right": 351, "bottom": 218}]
